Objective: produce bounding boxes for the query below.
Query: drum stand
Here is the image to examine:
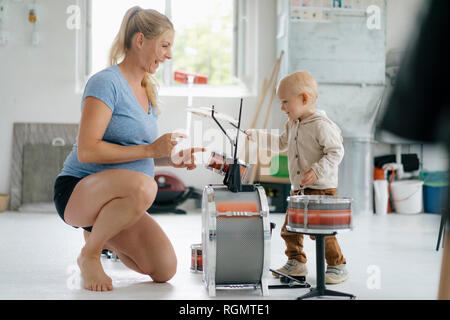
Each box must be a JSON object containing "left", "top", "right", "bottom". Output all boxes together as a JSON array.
[{"left": 292, "top": 231, "right": 356, "bottom": 300}]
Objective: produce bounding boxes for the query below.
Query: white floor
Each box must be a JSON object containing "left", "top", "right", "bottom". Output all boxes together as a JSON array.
[{"left": 0, "top": 207, "right": 444, "bottom": 300}]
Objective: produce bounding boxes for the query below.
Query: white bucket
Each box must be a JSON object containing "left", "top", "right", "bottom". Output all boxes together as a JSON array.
[
  {"left": 373, "top": 180, "right": 388, "bottom": 215},
  {"left": 390, "top": 180, "right": 424, "bottom": 214}
]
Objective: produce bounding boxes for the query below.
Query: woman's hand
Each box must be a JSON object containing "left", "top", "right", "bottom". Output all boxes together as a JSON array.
[
  {"left": 170, "top": 147, "right": 206, "bottom": 170},
  {"left": 147, "top": 133, "right": 187, "bottom": 159}
]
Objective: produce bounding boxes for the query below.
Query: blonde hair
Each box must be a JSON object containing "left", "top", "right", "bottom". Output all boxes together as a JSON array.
[
  {"left": 277, "top": 71, "right": 319, "bottom": 103},
  {"left": 109, "top": 6, "right": 174, "bottom": 114}
]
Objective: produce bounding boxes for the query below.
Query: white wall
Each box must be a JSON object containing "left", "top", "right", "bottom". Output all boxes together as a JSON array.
[{"left": 0, "top": 0, "right": 82, "bottom": 194}]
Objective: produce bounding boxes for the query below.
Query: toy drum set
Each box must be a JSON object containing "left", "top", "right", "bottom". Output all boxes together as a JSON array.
[
  {"left": 285, "top": 195, "right": 356, "bottom": 300},
  {"left": 189, "top": 100, "right": 271, "bottom": 297},
  {"left": 286, "top": 195, "right": 353, "bottom": 234}
]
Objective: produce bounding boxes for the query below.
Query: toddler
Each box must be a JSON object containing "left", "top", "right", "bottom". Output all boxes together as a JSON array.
[{"left": 247, "top": 71, "right": 348, "bottom": 284}]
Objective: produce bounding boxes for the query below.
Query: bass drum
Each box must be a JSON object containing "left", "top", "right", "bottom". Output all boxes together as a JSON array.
[{"left": 201, "top": 185, "right": 271, "bottom": 297}]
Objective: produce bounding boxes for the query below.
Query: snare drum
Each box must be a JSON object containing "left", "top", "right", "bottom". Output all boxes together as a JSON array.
[
  {"left": 205, "top": 152, "right": 226, "bottom": 175},
  {"left": 202, "top": 185, "right": 271, "bottom": 297},
  {"left": 205, "top": 152, "right": 247, "bottom": 179},
  {"left": 286, "top": 195, "right": 352, "bottom": 234}
]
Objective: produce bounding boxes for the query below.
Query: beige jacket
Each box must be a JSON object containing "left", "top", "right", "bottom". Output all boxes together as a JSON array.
[{"left": 255, "top": 110, "right": 344, "bottom": 190}]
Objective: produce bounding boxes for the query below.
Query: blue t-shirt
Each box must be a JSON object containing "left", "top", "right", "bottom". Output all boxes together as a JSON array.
[{"left": 59, "top": 65, "right": 158, "bottom": 179}]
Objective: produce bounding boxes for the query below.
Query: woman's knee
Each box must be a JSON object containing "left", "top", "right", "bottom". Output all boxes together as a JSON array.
[
  {"left": 149, "top": 257, "right": 177, "bottom": 283},
  {"left": 129, "top": 176, "right": 158, "bottom": 210},
  {"left": 141, "top": 248, "right": 177, "bottom": 282}
]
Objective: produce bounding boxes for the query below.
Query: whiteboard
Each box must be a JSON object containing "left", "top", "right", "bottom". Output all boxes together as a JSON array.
[{"left": 277, "top": 0, "right": 386, "bottom": 85}]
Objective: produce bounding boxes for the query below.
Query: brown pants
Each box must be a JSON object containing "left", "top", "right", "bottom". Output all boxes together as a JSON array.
[{"left": 281, "top": 188, "right": 347, "bottom": 266}]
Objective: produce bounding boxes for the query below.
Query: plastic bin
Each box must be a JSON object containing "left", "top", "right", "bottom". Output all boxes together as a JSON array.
[
  {"left": 373, "top": 180, "right": 388, "bottom": 215},
  {"left": 419, "top": 171, "right": 449, "bottom": 214},
  {"left": 391, "top": 180, "right": 424, "bottom": 214},
  {"left": 423, "top": 185, "right": 448, "bottom": 214}
]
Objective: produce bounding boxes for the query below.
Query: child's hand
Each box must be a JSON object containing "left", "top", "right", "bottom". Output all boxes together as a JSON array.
[
  {"left": 301, "top": 168, "right": 318, "bottom": 186},
  {"left": 245, "top": 129, "right": 257, "bottom": 142}
]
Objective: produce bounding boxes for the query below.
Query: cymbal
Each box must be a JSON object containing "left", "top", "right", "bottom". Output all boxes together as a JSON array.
[{"left": 186, "top": 106, "right": 238, "bottom": 125}]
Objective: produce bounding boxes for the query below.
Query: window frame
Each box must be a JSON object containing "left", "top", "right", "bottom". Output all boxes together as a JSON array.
[
  {"left": 74, "top": 0, "right": 91, "bottom": 94},
  {"left": 75, "top": 0, "right": 257, "bottom": 97}
]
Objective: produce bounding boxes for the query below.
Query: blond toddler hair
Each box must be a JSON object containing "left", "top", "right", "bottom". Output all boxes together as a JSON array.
[{"left": 277, "top": 71, "right": 319, "bottom": 104}]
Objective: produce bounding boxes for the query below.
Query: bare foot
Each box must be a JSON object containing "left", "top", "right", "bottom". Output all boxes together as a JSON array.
[{"left": 77, "top": 248, "right": 113, "bottom": 292}]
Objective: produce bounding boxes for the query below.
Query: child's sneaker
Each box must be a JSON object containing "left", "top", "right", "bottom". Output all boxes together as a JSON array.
[
  {"left": 325, "top": 264, "right": 349, "bottom": 284},
  {"left": 272, "top": 259, "right": 308, "bottom": 278}
]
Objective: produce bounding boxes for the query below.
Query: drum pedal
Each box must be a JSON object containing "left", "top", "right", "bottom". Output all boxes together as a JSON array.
[
  {"left": 280, "top": 275, "right": 306, "bottom": 284},
  {"left": 101, "top": 249, "right": 120, "bottom": 261},
  {"left": 268, "top": 269, "right": 311, "bottom": 290}
]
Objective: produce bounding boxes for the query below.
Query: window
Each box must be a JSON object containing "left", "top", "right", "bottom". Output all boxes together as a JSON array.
[{"left": 89, "top": 0, "right": 241, "bottom": 87}]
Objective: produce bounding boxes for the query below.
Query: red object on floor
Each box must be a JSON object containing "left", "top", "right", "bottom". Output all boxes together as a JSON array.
[{"left": 174, "top": 70, "right": 208, "bottom": 84}]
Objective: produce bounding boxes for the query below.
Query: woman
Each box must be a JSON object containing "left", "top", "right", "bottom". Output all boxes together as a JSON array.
[{"left": 53, "top": 7, "right": 204, "bottom": 292}]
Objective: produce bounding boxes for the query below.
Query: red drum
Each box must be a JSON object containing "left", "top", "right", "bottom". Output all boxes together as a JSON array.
[
  {"left": 206, "top": 152, "right": 226, "bottom": 173},
  {"left": 206, "top": 152, "right": 247, "bottom": 179},
  {"left": 287, "top": 195, "right": 352, "bottom": 234}
]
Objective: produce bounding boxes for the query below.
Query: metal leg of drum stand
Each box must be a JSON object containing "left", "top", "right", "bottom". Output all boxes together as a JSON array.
[
  {"left": 261, "top": 278, "right": 269, "bottom": 296},
  {"left": 208, "top": 281, "right": 216, "bottom": 297},
  {"left": 296, "top": 234, "right": 355, "bottom": 300}
]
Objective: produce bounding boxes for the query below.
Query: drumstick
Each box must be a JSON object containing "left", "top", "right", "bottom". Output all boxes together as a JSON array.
[
  {"left": 249, "top": 51, "right": 284, "bottom": 184},
  {"left": 262, "top": 50, "right": 284, "bottom": 128},
  {"left": 246, "top": 51, "right": 281, "bottom": 159},
  {"left": 229, "top": 122, "right": 250, "bottom": 137},
  {"left": 251, "top": 50, "right": 284, "bottom": 129},
  {"left": 239, "top": 78, "right": 268, "bottom": 171},
  {"left": 262, "top": 60, "right": 281, "bottom": 129},
  {"left": 251, "top": 78, "right": 270, "bottom": 129}
]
